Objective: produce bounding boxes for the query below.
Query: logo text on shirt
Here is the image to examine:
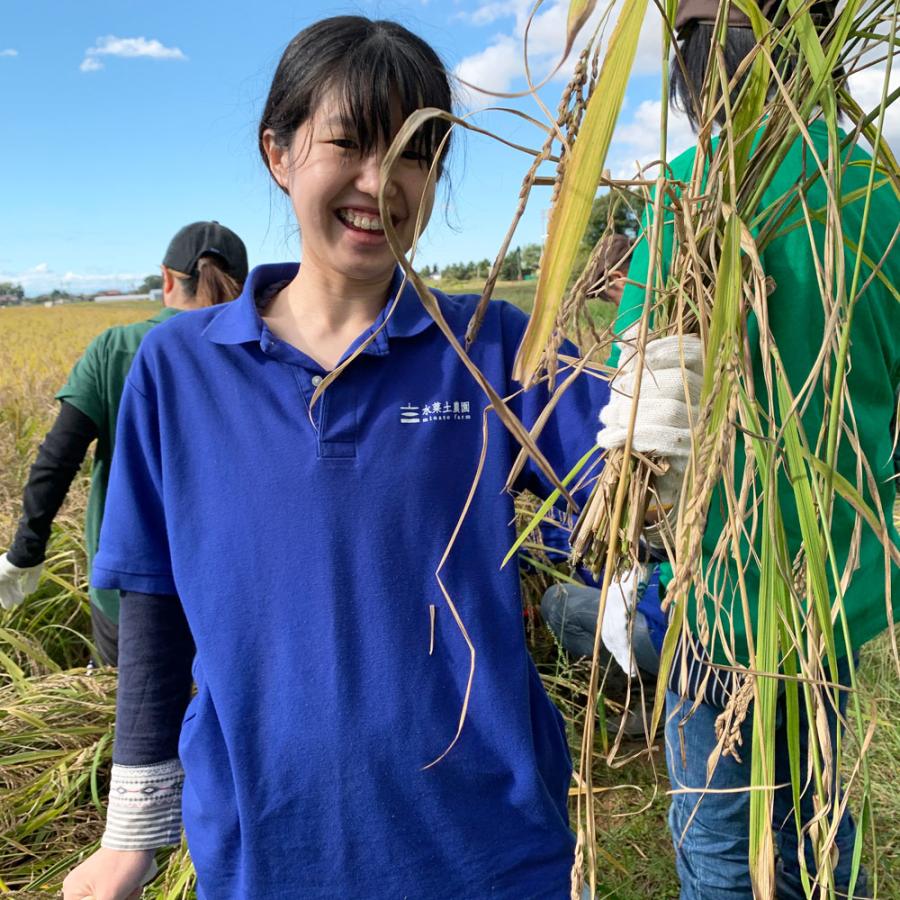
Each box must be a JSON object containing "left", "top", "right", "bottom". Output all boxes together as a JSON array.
[{"left": 401, "top": 401, "right": 472, "bottom": 424}]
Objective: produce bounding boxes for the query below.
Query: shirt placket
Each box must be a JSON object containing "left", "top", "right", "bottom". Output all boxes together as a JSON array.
[{"left": 293, "top": 367, "right": 358, "bottom": 460}]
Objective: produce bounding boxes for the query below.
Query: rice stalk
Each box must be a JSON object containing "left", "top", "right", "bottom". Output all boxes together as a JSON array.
[
  {"left": 513, "top": 0, "right": 651, "bottom": 388},
  {"left": 495, "top": 0, "right": 900, "bottom": 894},
  {"left": 0, "top": 669, "right": 197, "bottom": 895}
]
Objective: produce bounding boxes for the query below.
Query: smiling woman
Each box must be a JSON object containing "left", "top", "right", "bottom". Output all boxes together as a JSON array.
[
  {"left": 261, "top": 91, "right": 436, "bottom": 305},
  {"left": 255, "top": 17, "right": 452, "bottom": 368},
  {"left": 58, "top": 14, "right": 693, "bottom": 900}
]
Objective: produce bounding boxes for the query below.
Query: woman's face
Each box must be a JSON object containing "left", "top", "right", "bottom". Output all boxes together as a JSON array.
[{"left": 264, "top": 89, "right": 437, "bottom": 288}]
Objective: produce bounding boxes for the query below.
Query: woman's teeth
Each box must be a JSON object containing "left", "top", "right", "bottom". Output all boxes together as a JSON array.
[{"left": 338, "top": 209, "right": 385, "bottom": 232}]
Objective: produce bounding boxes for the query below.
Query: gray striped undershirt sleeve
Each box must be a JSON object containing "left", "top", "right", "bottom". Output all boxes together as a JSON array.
[{"left": 101, "top": 759, "right": 184, "bottom": 850}]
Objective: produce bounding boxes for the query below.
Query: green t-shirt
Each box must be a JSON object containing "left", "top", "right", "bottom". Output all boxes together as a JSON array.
[
  {"left": 611, "top": 120, "right": 900, "bottom": 664},
  {"left": 56, "top": 307, "right": 179, "bottom": 621}
]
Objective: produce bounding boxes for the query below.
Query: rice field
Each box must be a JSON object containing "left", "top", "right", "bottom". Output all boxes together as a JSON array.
[{"left": 0, "top": 299, "right": 897, "bottom": 897}]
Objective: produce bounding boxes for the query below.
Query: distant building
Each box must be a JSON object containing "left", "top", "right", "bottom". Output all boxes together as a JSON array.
[{"left": 149, "top": 288, "right": 163, "bottom": 302}]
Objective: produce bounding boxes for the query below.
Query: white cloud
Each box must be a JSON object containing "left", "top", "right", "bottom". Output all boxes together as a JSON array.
[
  {"left": 62, "top": 271, "right": 144, "bottom": 285},
  {"left": 0, "top": 49, "right": 18, "bottom": 58},
  {"left": 80, "top": 35, "right": 187, "bottom": 73},
  {"left": 454, "top": 0, "right": 665, "bottom": 100},
  {"left": 607, "top": 99, "right": 695, "bottom": 179},
  {"left": 848, "top": 64, "right": 900, "bottom": 153},
  {"left": 455, "top": 36, "right": 523, "bottom": 95},
  {"left": 454, "top": 0, "right": 520, "bottom": 26},
  {"left": 0, "top": 265, "right": 146, "bottom": 296},
  {"left": 606, "top": 65, "right": 900, "bottom": 179}
]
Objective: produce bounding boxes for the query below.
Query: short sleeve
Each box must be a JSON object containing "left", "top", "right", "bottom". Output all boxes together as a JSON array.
[
  {"left": 500, "top": 302, "right": 610, "bottom": 507},
  {"left": 55, "top": 332, "right": 108, "bottom": 427},
  {"left": 608, "top": 146, "right": 700, "bottom": 367},
  {"left": 608, "top": 197, "right": 674, "bottom": 368},
  {"left": 92, "top": 354, "right": 176, "bottom": 595},
  {"left": 609, "top": 213, "right": 652, "bottom": 368}
]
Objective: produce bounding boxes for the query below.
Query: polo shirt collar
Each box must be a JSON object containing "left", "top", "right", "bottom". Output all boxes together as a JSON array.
[
  {"left": 382, "top": 267, "right": 434, "bottom": 340},
  {"left": 203, "top": 263, "right": 294, "bottom": 345},
  {"left": 203, "top": 263, "right": 435, "bottom": 347}
]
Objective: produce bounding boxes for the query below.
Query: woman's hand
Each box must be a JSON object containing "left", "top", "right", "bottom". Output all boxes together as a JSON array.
[
  {"left": 62, "top": 848, "right": 157, "bottom": 900},
  {"left": 597, "top": 331, "right": 704, "bottom": 543},
  {"left": 597, "top": 330, "right": 704, "bottom": 460}
]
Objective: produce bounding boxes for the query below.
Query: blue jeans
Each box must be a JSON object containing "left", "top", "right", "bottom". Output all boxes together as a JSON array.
[{"left": 665, "top": 654, "right": 869, "bottom": 899}]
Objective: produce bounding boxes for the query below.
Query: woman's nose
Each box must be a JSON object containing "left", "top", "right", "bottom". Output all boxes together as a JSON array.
[{"left": 355, "top": 152, "right": 397, "bottom": 199}]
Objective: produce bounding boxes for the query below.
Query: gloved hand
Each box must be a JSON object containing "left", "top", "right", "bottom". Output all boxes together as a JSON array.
[
  {"left": 0, "top": 552, "right": 43, "bottom": 610},
  {"left": 599, "top": 566, "right": 641, "bottom": 677},
  {"left": 596, "top": 329, "right": 704, "bottom": 536}
]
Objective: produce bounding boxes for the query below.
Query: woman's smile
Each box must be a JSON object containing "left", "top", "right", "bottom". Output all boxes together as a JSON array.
[
  {"left": 335, "top": 207, "right": 386, "bottom": 234},
  {"left": 263, "top": 88, "right": 434, "bottom": 288}
]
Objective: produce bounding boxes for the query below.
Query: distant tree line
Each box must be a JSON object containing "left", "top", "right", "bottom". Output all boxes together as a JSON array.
[
  {"left": 0, "top": 283, "right": 95, "bottom": 306},
  {"left": 428, "top": 190, "right": 647, "bottom": 283},
  {"left": 0, "top": 273, "right": 164, "bottom": 307},
  {"left": 0, "top": 281, "right": 25, "bottom": 303},
  {"left": 139, "top": 275, "right": 163, "bottom": 293},
  {"left": 432, "top": 243, "right": 543, "bottom": 282}
]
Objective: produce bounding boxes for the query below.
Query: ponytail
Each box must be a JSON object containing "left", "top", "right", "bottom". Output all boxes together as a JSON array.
[
  {"left": 173, "top": 255, "right": 243, "bottom": 307},
  {"left": 194, "top": 256, "right": 242, "bottom": 306}
]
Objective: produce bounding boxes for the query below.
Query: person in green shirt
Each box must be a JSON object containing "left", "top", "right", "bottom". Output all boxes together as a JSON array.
[
  {"left": 0, "top": 221, "right": 248, "bottom": 664},
  {"left": 608, "top": 2, "right": 898, "bottom": 897}
]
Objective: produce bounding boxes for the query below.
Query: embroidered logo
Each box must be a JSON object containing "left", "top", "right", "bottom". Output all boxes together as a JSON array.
[{"left": 400, "top": 401, "right": 472, "bottom": 424}]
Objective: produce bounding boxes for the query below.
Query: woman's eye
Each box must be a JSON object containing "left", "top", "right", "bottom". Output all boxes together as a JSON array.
[
  {"left": 400, "top": 149, "right": 428, "bottom": 163},
  {"left": 330, "top": 138, "right": 358, "bottom": 150}
]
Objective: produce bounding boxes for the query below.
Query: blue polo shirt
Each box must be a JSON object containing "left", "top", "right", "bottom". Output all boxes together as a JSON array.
[{"left": 94, "top": 264, "right": 610, "bottom": 900}]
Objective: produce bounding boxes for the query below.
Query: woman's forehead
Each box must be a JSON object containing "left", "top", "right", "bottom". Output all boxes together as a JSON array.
[{"left": 310, "top": 86, "right": 406, "bottom": 134}]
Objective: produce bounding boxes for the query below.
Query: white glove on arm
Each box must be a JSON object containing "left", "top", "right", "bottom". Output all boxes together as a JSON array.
[
  {"left": 599, "top": 566, "right": 642, "bottom": 677},
  {"left": 0, "top": 552, "right": 43, "bottom": 610},
  {"left": 596, "top": 331, "right": 703, "bottom": 513}
]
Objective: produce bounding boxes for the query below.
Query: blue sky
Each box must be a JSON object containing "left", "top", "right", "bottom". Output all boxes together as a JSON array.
[{"left": 1, "top": 0, "right": 896, "bottom": 295}]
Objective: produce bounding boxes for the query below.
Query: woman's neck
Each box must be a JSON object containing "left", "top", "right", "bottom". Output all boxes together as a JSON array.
[
  {"left": 287, "top": 263, "right": 392, "bottom": 330},
  {"left": 261, "top": 262, "right": 394, "bottom": 371}
]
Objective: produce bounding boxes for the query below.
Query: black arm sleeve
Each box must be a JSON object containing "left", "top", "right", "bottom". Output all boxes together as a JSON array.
[
  {"left": 6, "top": 401, "right": 99, "bottom": 568},
  {"left": 113, "top": 590, "right": 196, "bottom": 766}
]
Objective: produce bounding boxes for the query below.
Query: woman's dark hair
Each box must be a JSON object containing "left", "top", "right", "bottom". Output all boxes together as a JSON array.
[
  {"left": 671, "top": 3, "right": 841, "bottom": 131},
  {"left": 670, "top": 23, "right": 762, "bottom": 130},
  {"left": 174, "top": 255, "right": 243, "bottom": 307},
  {"left": 259, "top": 16, "right": 453, "bottom": 185}
]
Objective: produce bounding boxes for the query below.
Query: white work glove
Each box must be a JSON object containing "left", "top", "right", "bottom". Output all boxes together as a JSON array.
[
  {"left": 0, "top": 552, "right": 43, "bottom": 610},
  {"left": 599, "top": 566, "right": 642, "bottom": 676},
  {"left": 597, "top": 329, "right": 704, "bottom": 534}
]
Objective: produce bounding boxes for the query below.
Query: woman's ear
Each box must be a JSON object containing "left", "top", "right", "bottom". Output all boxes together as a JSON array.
[
  {"left": 161, "top": 265, "right": 175, "bottom": 294},
  {"left": 262, "top": 129, "right": 290, "bottom": 192}
]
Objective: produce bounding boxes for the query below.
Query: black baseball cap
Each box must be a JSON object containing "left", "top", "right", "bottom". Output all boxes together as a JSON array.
[{"left": 162, "top": 221, "right": 248, "bottom": 282}]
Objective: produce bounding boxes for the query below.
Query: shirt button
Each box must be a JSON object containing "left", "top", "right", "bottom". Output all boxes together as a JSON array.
[{"left": 311, "top": 375, "right": 323, "bottom": 386}]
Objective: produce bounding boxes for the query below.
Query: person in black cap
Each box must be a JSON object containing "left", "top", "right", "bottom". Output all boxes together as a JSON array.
[
  {"left": 162, "top": 220, "right": 249, "bottom": 300},
  {"left": 0, "top": 221, "right": 247, "bottom": 665}
]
